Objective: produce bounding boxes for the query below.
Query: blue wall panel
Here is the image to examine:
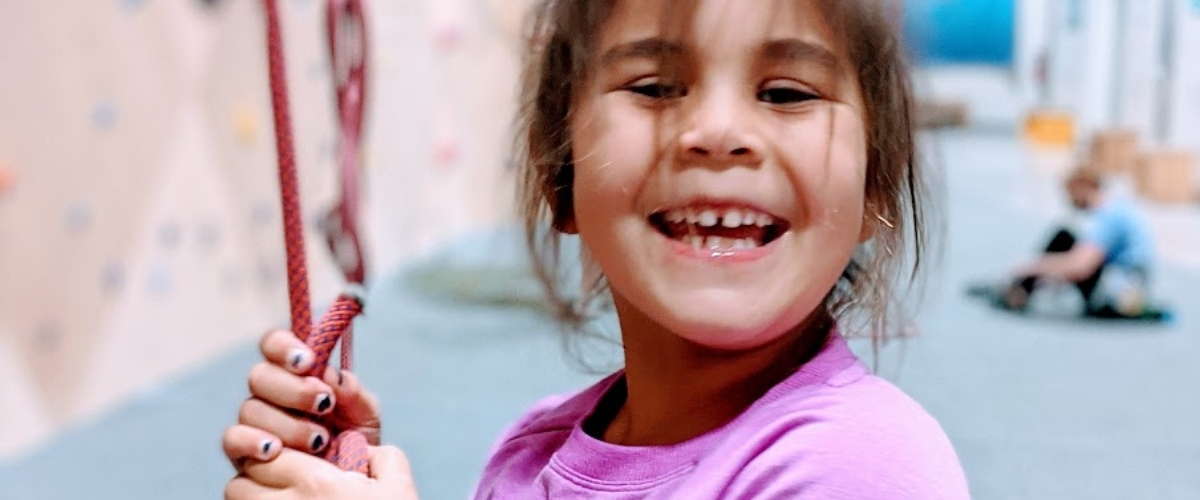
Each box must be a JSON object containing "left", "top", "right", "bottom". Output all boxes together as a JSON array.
[{"left": 903, "top": 0, "right": 1016, "bottom": 66}]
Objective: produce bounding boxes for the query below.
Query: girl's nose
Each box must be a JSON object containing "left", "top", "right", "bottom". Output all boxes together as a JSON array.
[{"left": 676, "top": 92, "right": 763, "bottom": 167}]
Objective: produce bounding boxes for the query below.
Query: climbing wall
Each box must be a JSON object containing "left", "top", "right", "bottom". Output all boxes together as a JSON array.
[{"left": 0, "top": 0, "right": 534, "bottom": 460}]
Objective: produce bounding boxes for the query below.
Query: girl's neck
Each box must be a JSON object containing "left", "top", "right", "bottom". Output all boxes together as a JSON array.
[{"left": 599, "top": 298, "right": 831, "bottom": 447}]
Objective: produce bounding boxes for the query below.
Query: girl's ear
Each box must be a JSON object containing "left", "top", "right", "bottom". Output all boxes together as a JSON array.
[{"left": 858, "top": 216, "right": 875, "bottom": 244}]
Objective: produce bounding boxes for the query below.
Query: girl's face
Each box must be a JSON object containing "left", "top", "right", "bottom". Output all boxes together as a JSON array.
[{"left": 569, "top": 0, "right": 871, "bottom": 350}]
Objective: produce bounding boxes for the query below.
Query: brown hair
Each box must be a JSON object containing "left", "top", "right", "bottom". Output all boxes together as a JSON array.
[
  {"left": 513, "top": 0, "right": 932, "bottom": 347},
  {"left": 1067, "top": 163, "right": 1104, "bottom": 188}
]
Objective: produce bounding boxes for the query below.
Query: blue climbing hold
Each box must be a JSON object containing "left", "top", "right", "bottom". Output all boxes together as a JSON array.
[{"left": 92, "top": 101, "right": 118, "bottom": 129}]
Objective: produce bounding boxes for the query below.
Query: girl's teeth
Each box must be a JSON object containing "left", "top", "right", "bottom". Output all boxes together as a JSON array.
[
  {"left": 679, "top": 236, "right": 761, "bottom": 251},
  {"left": 658, "top": 207, "right": 778, "bottom": 235},
  {"left": 721, "top": 210, "right": 743, "bottom": 228},
  {"left": 667, "top": 208, "right": 774, "bottom": 228}
]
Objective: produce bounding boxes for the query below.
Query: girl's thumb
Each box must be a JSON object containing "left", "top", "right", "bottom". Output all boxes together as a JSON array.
[{"left": 369, "top": 445, "right": 419, "bottom": 497}]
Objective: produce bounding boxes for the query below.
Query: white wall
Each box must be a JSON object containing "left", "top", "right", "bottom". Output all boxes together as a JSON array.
[
  {"left": 1164, "top": 0, "right": 1200, "bottom": 154},
  {"left": 1114, "top": 0, "right": 1169, "bottom": 144},
  {"left": 1015, "top": 0, "right": 1052, "bottom": 107}
]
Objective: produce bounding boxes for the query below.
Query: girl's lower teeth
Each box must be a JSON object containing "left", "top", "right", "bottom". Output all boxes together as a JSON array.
[{"left": 682, "top": 235, "right": 759, "bottom": 251}]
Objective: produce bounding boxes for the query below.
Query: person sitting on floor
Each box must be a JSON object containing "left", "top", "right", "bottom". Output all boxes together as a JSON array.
[{"left": 1002, "top": 164, "right": 1159, "bottom": 319}]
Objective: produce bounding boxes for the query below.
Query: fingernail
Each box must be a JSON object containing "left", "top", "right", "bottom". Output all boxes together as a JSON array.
[
  {"left": 257, "top": 439, "right": 276, "bottom": 460},
  {"left": 313, "top": 393, "right": 334, "bottom": 414},
  {"left": 310, "top": 432, "right": 327, "bottom": 453},
  {"left": 336, "top": 369, "right": 344, "bottom": 386},
  {"left": 287, "top": 348, "right": 311, "bottom": 372}
]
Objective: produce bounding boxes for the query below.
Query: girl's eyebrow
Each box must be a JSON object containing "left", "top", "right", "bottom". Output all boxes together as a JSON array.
[
  {"left": 760, "top": 38, "right": 841, "bottom": 73},
  {"left": 598, "top": 37, "right": 840, "bottom": 72},
  {"left": 599, "top": 38, "right": 684, "bottom": 66}
]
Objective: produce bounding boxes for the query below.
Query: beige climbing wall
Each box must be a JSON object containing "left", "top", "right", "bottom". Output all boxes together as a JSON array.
[{"left": 0, "top": 0, "right": 534, "bottom": 461}]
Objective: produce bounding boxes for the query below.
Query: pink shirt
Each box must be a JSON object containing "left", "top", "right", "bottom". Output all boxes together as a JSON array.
[{"left": 472, "top": 333, "right": 971, "bottom": 499}]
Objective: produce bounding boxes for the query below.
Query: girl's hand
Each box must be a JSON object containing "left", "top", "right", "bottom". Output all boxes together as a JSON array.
[
  {"left": 224, "top": 445, "right": 420, "bottom": 500},
  {"left": 222, "top": 329, "right": 382, "bottom": 467}
]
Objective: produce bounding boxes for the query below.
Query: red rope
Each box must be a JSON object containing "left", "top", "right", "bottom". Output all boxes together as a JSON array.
[
  {"left": 263, "top": 0, "right": 369, "bottom": 474},
  {"left": 324, "top": 0, "right": 371, "bottom": 371}
]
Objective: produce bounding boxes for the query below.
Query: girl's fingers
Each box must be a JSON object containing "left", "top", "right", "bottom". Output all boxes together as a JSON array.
[
  {"left": 259, "top": 329, "right": 316, "bottom": 375},
  {"left": 248, "top": 361, "right": 336, "bottom": 417},
  {"left": 238, "top": 398, "right": 332, "bottom": 455},
  {"left": 321, "top": 367, "right": 383, "bottom": 444},
  {"left": 223, "top": 475, "right": 278, "bottom": 500},
  {"left": 222, "top": 424, "right": 282, "bottom": 465},
  {"left": 242, "top": 448, "right": 341, "bottom": 492},
  {"left": 369, "top": 446, "right": 416, "bottom": 491}
]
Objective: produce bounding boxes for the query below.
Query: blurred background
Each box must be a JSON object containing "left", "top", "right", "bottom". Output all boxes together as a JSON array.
[{"left": 0, "top": 0, "right": 1197, "bottom": 499}]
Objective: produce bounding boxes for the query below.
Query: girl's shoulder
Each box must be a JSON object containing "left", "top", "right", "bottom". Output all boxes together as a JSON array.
[{"left": 707, "top": 364, "right": 971, "bottom": 499}]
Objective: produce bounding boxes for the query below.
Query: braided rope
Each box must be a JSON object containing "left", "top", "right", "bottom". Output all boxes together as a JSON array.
[{"left": 263, "top": 0, "right": 369, "bottom": 474}]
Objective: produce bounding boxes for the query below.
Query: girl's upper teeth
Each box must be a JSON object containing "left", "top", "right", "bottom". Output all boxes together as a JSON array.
[{"left": 664, "top": 208, "right": 775, "bottom": 228}]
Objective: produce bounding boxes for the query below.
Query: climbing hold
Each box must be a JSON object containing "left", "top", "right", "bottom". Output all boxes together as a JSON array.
[
  {"left": 257, "top": 258, "right": 282, "bottom": 288},
  {"left": 33, "top": 321, "right": 62, "bottom": 352},
  {"left": 147, "top": 263, "right": 173, "bottom": 295},
  {"left": 251, "top": 200, "right": 276, "bottom": 226},
  {"left": 234, "top": 104, "right": 259, "bottom": 144},
  {"left": 64, "top": 202, "right": 94, "bottom": 233},
  {"left": 308, "top": 60, "right": 328, "bottom": 80},
  {"left": 158, "top": 221, "right": 182, "bottom": 250},
  {"left": 102, "top": 260, "right": 126, "bottom": 295},
  {"left": 92, "top": 101, "right": 119, "bottom": 130},
  {"left": 197, "top": 218, "right": 221, "bottom": 252},
  {"left": 0, "top": 160, "right": 15, "bottom": 195},
  {"left": 321, "top": 138, "right": 336, "bottom": 161},
  {"left": 434, "top": 138, "right": 459, "bottom": 169},
  {"left": 433, "top": 21, "right": 463, "bottom": 51},
  {"left": 119, "top": 0, "right": 148, "bottom": 13}
]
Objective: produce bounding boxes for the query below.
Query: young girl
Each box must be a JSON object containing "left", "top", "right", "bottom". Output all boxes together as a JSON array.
[{"left": 222, "top": 0, "right": 972, "bottom": 498}]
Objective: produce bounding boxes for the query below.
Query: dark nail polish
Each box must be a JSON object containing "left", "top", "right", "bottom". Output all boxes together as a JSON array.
[
  {"left": 261, "top": 440, "right": 273, "bottom": 454},
  {"left": 289, "top": 352, "right": 304, "bottom": 369},
  {"left": 316, "top": 394, "right": 332, "bottom": 414},
  {"left": 310, "top": 433, "right": 326, "bottom": 452},
  {"left": 336, "top": 370, "right": 344, "bottom": 386}
]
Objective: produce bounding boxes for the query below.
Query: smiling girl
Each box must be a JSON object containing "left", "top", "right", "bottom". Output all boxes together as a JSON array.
[{"left": 222, "top": 1, "right": 971, "bottom": 498}]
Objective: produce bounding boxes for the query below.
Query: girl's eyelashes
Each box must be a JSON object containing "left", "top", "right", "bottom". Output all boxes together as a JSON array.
[
  {"left": 757, "top": 85, "right": 821, "bottom": 106},
  {"left": 626, "top": 80, "right": 687, "bottom": 100},
  {"left": 619, "top": 77, "right": 821, "bottom": 106}
]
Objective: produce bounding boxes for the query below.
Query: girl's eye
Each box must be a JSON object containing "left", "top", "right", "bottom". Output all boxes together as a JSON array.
[
  {"left": 757, "top": 86, "right": 820, "bottom": 105},
  {"left": 628, "top": 82, "right": 686, "bottom": 100}
]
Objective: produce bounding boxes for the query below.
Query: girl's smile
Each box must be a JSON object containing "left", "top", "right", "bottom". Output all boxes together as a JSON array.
[{"left": 648, "top": 199, "right": 790, "bottom": 262}]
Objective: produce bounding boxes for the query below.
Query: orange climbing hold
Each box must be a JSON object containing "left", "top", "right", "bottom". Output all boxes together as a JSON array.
[{"left": 0, "top": 161, "right": 15, "bottom": 194}]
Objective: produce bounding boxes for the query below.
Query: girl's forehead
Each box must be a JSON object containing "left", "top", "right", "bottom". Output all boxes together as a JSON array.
[{"left": 600, "top": 0, "right": 842, "bottom": 53}]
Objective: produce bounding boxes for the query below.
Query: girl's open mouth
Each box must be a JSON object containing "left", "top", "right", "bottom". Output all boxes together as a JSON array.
[{"left": 648, "top": 206, "right": 790, "bottom": 252}]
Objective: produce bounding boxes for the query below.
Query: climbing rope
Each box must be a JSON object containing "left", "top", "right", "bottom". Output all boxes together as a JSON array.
[{"left": 263, "top": 0, "right": 370, "bottom": 474}]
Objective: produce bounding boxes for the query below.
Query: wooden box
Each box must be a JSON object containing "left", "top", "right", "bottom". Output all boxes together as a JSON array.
[
  {"left": 1089, "top": 129, "right": 1140, "bottom": 174},
  {"left": 1135, "top": 150, "right": 1197, "bottom": 204}
]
